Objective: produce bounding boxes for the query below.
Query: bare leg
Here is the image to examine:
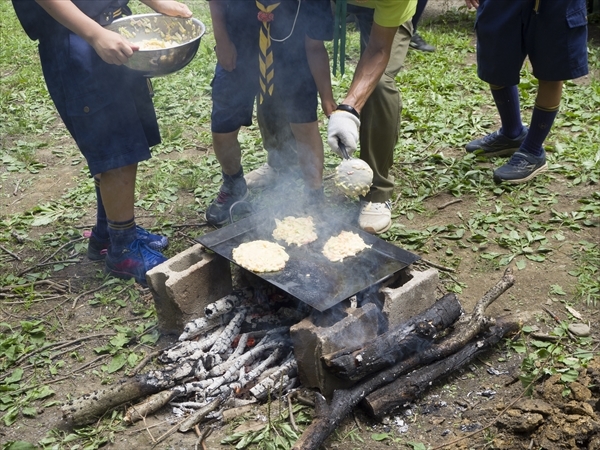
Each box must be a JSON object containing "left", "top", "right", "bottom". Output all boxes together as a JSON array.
[
  {"left": 212, "top": 129, "right": 243, "bottom": 175},
  {"left": 289, "top": 122, "right": 324, "bottom": 190},
  {"left": 536, "top": 80, "right": 563, "bottom": 109},
  {"left": 98, "top": 163, "right": 137, "bottom": 222}
]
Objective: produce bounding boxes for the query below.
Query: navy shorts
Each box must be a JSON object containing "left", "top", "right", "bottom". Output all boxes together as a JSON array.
[
  {"left": 38, "top": 28, "right": 160, "bottom": 176},
  {"left": 210, "top": 0, "right": 325, "bottom": 134},
  {"left": 475, "top": 0, "right": 589, "bottom": 86}
]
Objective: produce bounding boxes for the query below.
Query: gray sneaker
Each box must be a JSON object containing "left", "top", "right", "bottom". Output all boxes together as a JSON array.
[
  {"left": 493, "top": 150, "right": 548, "bottom": 184},
  {"left": 244, "top": 163, "right": 279, "bottom": 189},
  {"left": 465, "top": 127, "right": 528, "bottom": 157}
]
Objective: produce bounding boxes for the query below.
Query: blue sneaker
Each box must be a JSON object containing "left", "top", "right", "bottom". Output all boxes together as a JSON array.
[
  {"left": 205, "top": 178, "right": 249, "bottom": 226},
  {"left": 493, "top": 151, "right": 548, "bottom": 184},
  {"left": 465, "top": 127, "right": 528, "bottom": 157},
  {"left": 105, "top": 239, "right": 167, "bottom": 287},
  {"left": 87, "top": 226, "right": 168, "bottom": 261}
]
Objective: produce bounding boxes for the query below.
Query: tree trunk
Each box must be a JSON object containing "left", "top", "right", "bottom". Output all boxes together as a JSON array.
[{"left": 321, "top": 293, "right": 463, "bottom": 380}]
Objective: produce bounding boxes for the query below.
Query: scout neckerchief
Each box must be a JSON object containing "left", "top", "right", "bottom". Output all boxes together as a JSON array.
[
  {"left": 257, "top": 1, "right": 280, "bottom": 104},
  {"left": 333, "top": 0, "right": 347, "bottom": 76}
]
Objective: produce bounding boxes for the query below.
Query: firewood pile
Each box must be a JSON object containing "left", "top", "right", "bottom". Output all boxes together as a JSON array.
[
  {"left": 62, "top": 268, "right": 521, "bottom": 450},
  {"left": 61, "top": 285, "right": 311, "bottom": 432}
]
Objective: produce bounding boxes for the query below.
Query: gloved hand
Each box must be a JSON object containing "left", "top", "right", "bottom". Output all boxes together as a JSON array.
[{"left": 327, "top": 111, "right": 360, "bottom": 157}]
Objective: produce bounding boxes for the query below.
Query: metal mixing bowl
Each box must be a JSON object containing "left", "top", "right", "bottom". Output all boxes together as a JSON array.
[{"left": 105, "top": 13, "right": 205, "bottom": 77}]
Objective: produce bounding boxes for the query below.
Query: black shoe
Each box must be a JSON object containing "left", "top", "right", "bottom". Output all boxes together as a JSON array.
[
  {"left": 465, "top": 127, "right": 528, "bottom": 157},
  {"left": 493, "top": 151, "right": 548, "bottom": 184},
  {"left": 205, "top": 177, "right": 249, "bottom": 226},
  {"left": 410, "top": 33, "right": 435, "bottom": 52}
]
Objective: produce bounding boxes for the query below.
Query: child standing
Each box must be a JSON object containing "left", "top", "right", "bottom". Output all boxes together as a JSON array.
[
  {"left": 205, "top": 0, "right": 335, "bottom": 226},
  {"left": 11, "top": 0, "right": 193, "bottom": 285},
  {"left": 464, "top": 0, "right": 589, "bottom": 184}
]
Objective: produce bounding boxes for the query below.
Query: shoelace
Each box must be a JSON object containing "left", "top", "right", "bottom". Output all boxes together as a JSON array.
[{"left": 506, "top": 154, "right": 528, "bottom": 167}]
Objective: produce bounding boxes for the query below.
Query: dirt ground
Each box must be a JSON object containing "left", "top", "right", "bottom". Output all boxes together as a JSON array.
[{"left": 2, "top": 1, "right": 600, "bottom": 450}]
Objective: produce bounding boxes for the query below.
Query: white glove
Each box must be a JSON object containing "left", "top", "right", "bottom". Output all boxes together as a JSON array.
[{"left": 327, "top": 111, "right": 360, "bottom": 157}]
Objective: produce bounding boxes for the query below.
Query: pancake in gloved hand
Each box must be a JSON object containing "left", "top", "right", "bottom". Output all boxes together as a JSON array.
[
  {"left": 322, "top": 231, "right": 371, "bottom": 262},
  {"left": 272, "top": 216, "right": 318, "bottom": 247},
  {"left": 232, "top": 240, "right": 289, "bottom": 272},
  {"left": 335, "top": 159, "right": 373, "bottom": 197}
]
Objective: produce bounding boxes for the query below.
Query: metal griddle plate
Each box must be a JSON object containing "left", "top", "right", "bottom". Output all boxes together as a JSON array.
[{"left": 197, "top": 212, "right": 420, "bottom": 312}]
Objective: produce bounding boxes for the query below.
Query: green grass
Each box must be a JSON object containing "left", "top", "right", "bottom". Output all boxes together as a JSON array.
[{"left": 1, "top": 2, "right": 600, "bottom": 448}]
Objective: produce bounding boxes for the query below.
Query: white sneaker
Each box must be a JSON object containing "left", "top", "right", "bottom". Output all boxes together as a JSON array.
[
  {"left": 244, "top": 163, "right": 279, "bottom": 189},
  {"left": 358, "top": 200, "right": 392, "bottom": 234}
]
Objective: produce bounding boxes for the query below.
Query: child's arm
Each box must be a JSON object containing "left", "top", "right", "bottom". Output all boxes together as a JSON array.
[
  {"left": 36, "top": 0, "right": 137, "bottom": 65},
  {"left": 208, "top": 0, "right": 237, "bottom": 71},
  {"left": 305, "top": 36, "right": 336, "bottom": 117}
]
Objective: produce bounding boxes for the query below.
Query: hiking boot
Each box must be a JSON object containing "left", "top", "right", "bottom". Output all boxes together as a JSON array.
[
  {"left": 409, "top": 33, "right": 435, "bottom": 52},
  {"left": 465, "top": 127, "right": 528, "bottom": 157},
  {"left": 87, "top": 226, "right": 168, "bottom": 260},
  {"left": 105, "top": 239, "right": 167, "bottom": 287},
  {"left": 244, "top": 163, "right": 279, "bottom": 189},
  {"left": 358, "top": 200, "right": 392, "bottom": 235},
  {"left": 205, "top": 177, "right": 249, "bottom": 226},
  {"left": 493, "top": 150, "right": 548, "bottom": 184}
]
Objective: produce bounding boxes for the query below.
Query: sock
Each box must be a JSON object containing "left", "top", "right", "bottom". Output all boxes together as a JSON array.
[
  {"left": 490, "top": 85, "right": 523, "bottom": 139},
  {"left": 222, "top": 167, "right": 244, "bottom": 184},
  {"left": 93, "top": 177, "right": 109, "bottom": 240},
  {"left": 107, "top": 218, "right": 136, "bottom": 256},
  {"left": 520, "top": 103, "right": 559, "bottom": 157}
]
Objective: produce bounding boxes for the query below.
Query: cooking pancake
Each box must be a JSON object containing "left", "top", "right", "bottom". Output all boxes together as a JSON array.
[
  {"left": 232, "top": 240, "right": 289, "bottom": 272},
  {"left": 322, "top": 231, "right": 371, "bottom": 262},
  {"left": 335, "top": 159, "right": 373, "bottom": 197},
  {"left": 272, "top": 216, "right": 318, "bottom": 247}
]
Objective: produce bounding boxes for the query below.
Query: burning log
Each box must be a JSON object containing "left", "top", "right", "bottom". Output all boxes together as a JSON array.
[
  {"left": 124, "top": 389, "right": 178, "bottom": 424},
  {"left": 178, "top": 395, "right": 224, "bottom": 432},
  {"left": 363, "top": 317, "right": 521, "bottom": 417},
  {"left": 62, "top": 361, "right": 195, "bottom": 426},
  {"left": 292, "top": 268, "right": 516, "bottom": 450},
  {"left": 204, "top": 288, "right": 253, "bottom": 319},
  {"left": 250, "top": 355, "right": 298, "bottom": 401},
  {"left": 322, "top": 293, "right": 463, "bottom": 380},
  {"left": 208, "top": 308, "right": 248, "bottom": 354},
  {"left": 178, "top": 316, "right": 222, "bottom": 341},
  {"left": 61, "top": 284, "right": 300, "bottom": 428}
]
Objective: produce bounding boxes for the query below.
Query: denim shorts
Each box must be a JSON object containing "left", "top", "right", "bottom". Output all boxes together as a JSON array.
[
  {"left": 475, "top": 0, "right": 589, "bottom": 86},
  {"left": 38, "top": 29, "right": 160, "bottom": 176}
]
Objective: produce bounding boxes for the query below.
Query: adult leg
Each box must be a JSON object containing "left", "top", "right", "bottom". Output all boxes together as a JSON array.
[
  {"left": 351, "top": 7, "right": 412, "bottom": 233},
  {"left": 357, "top": 20, "right": 412, "bottom": 204}
]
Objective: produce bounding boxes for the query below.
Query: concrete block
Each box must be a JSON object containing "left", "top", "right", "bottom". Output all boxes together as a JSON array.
[
  {"left": 290, "top": 302, "right": 380, "bottom": 399},
  {"left": 380, "top": 268, "right": 439, "bottom": 329},
  {"left": 146, "top": 244, "right": 232, "bottom": 336}
]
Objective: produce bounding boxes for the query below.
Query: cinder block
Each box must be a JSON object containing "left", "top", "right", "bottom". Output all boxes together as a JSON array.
[
  {"left": 290, "top": 302, "right": 380, "bottom": 399},
  {"left": 146, "top": 244, "right": 232, "bottom": 336},
  {"left": 380, "top": 268, "right": 439, "bottom": 329}
]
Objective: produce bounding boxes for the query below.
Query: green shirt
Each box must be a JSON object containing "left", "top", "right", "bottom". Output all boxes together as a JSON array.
[{"left": 347, "top": 0, "right": 417, "bottom": 28}]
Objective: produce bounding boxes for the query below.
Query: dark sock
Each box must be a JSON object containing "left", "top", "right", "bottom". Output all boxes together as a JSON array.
[
  {"left": 490, "top": 85, "right": 523, "bottom": 139},
  {"left": 93, "top": 177, "right": 109, "bottom": 240},
  {"left": 519, "top": 103, "right": 559, "bottom": 157},
  {"left": 107, "top": 218, "right": 136, "bottom": 256},
  {"left": 222, "top": 167, "right": 244, "bottom": 184}
]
